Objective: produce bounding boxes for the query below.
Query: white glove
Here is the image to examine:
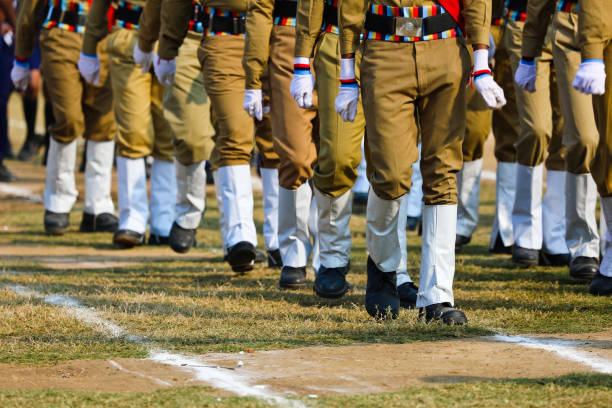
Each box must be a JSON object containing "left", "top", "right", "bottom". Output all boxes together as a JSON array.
[
  {"left": 133, "top": 43, "right": 154, "bottom": 74},
  {"left": 78, "top": 52, "right": 101, "bottom": 85},
  {"left": 334, "top": 58, "right": 359, "bottom": 122},
  {"left": 290, "top": 57, "right": 315, "bottom": 109},
  {"left": 573, "top": 59, "right": 606, "bottom": 95},
  {"left": 154, "top": 55, "right": 176, "bottom": 86},
  {"left": 514, "top": 59, "right": 537, "bottom": 92},
  {"left": 11, "top": 59, "right": 30, "bottom": 91},
  {"left": 488, "top": 33, "right": 495, "bottom": 65},
  {"left": 244, "top": 89, "right": 264, "bottom": 121},
  {"left": 473, "top": 48, "right": 506, "bottom": 109}
]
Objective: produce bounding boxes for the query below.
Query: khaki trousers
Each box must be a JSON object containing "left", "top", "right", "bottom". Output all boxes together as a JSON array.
[
  {"left": 552, "top": 11, "right": 599, "bottom": 174},
  {"left": 107, "top": 28, "right": 173, "bottom": 161},
  {"left": 165, "top": 32, "right": 215, "bottom": 166},
  {"left": 504, "top": 21, "right": 566, "bottom": 170},
  {"left": 360, "top": 37, "right": 470, "bottom": 202},
  {"left": 199, "top": 35, "right": 279, "bottom": 170},
  {"left": 39, "top": 28, "right": 115, "bottom": 144},
  {"left": 313, "top": 32, "right": 365, "bottom": 197},
  {"left": 268, "top": 25, "right": 318, "bottom": 190},
  {"left": 592, "top": 41, "right": 612, "bottom": 197}
]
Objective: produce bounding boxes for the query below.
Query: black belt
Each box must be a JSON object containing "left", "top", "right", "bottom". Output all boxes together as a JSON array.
[
  {"left": 323, "top": 3, "right": 338, "bottom": 27},
  {"left": 197, "top": 13, "right": 246, "bottom": 34},
  {"left": 364, "top": 11, "right": 457, "bottom": 37},
  {"left": 48, "top": 7, "right": 87, "bottom": 27},
  {"left": 273, "top": 1, "right": 297, "bottom": 19},
  {"left": 507, "top": 0, "right": 527, "bottom": 12},
  {"left": 115, "top": 4, "right": 142, "bottom": 25}
]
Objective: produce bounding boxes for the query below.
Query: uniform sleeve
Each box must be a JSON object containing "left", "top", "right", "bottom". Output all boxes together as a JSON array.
[
  {"left": 338, "top": 0, "right": 367, "bottom": 56},
  {"left": 243, "top": 0, "right": 274, "bottom": 89},
  {"left": 294, "top": 0, "right": 324, "bottom": 58},
  {"left": 138, "top": 0, "right": 163, "bottom": 52},
  {"left": 579, "top": 0, "right": 610, "bottom": 61},
  {"left": 462, "top": 0, "right": 491, "bottom": 46},
  {"left": 157, "top": 0, "right": 192, "bottom": 59},
  {"left": 14, "top": 0, "right": 45, "bottom": 59},
  {"left": 0, "top": 0, "right": 17, "bottom": 28},
  {"left": 82, "top": 0, "right": 113, "bottom": 55},
  {"left": 521, "top": 0, "right": 555, "bottom": 58}
]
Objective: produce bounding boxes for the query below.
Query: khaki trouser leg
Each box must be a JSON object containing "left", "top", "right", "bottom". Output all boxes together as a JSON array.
[
  {"left": 592, "top": 42, "right": 612, "bottom": 197},
  {"left": 256, "top": 69, "right": 280, "bottom": 169},
  {"left": 269, "top": 25, "right": 318, "bottom": 190},
  {"left": 313, "top": 32, "right": 364, "bottom": 197},
  {"left": 165, "top": 33, "right": 214, "bottom": 165},
  {"left": 492, "top": 44, "right": 520, "bottom": 163}
]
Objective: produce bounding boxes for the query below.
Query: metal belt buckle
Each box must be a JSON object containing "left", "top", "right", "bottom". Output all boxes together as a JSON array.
[
  {"left": 394, "top": 16, "right": 423, "bottom": 37},
  {"left": 232, "top": 17, "right": 239, "bottom": 33},
  {"left": 208, "top": 13, "right": 214, "bottom": 32}
]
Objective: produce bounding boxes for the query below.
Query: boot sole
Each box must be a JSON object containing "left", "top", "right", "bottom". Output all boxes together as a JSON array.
[
  {"left": 113, "top": 236, "right": 143, "bottom": 247},
  {"left": 570, "top": 269, "right": 598, "bottom": 281},
  {"left": 227, "top": 248, "right": 256, "bottom": 269},
  {"left": 279, "top": 281, "right": 307, "bottom": 289},
  {"left": 400, "top": 300, "right": 417, "bottom": 309},
  {"left": 313, "top": 283, "right": 349, "bottom": 299},
  {"left": 45, "top": 225, "right": 68, "bottom": 236},
  {"left": 512, "top": 256, "right": 538, "bottom": 267},
  {"left": 170, "top": 242, "right": 193, "bottom": 254}
]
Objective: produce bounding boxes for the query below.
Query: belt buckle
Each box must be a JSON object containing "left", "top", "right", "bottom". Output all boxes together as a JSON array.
[
  {"left": 207, "top": 12, "right": 214, "bottom": 32},
  {"left": 232, "top": 16, "right": 239, "bottom": 33},
  {"left": 394, "top": 16, "right": 423, "bottom": 37}
]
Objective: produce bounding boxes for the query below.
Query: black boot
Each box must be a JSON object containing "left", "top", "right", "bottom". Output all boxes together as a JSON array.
[
  {"left": 419, "top": 302, "right": 468, "bottom": 325},
  {"left": 569, "top": 257, "right": 599, "bottom": 281},
  {"left": 267, "top": 249, "right": 283, "bottom": 268},
  {"left": 255, "top": 250, "right": 267, "bottom": 264},
  {"left": 490, "top": 233, "right": 512, "bottom": 254},
  {"left": 44, "top": 210, "right": 70, "bottom": 235},
  {"left": 113, "top": 229, "right": 144, "bottom": 247},
  {"left": 80, "top": 213, "right": 118, "bottom": 233},
  {"left": 227, "top": 241, "right": 257, "bottom": 273},
  {"left": 169, "top": 222, "right": 197, "bottom": 253},
  {"left": 406, "top": 215, "right": 421, "bottom": 232},
  {"left": 148, "top": 233, "right": 169, "bottom": 245},
  {"left": 512, "top": 245, "right": 539, "bottom": 267},
  {"left": 314, "top": 265, "right": 350, "bottom": 299},
  {"left": 398, "top": 282, "right": 418, "bottom": 309},
  {"left": 279, "top": 266, "right": 307, "bottom": 289},
  {"left": 539, "top": 251, "right": 570, "bottom": 267},
  {"left": 455, "top": 234, "right": 471, "bottom": 252},
  {"left": 589, "top": 273, "right": 612, "bottom": 296},
  {"left": 365, "top": 257, "right": 399, "bottom": 320}
]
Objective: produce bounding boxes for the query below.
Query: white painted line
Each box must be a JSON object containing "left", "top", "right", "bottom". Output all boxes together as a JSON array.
[
  {"left": 0, "top": 183, "right": 42, "bottom": 202},
  {"left": 108, "top": 360, "right": 173, "bottom": 387},
  {"left": 492, "top": 335, "right": 612, "bottom": 374},
  {"left": 6, "top": 284, "right": 306, "bottom": 408}
]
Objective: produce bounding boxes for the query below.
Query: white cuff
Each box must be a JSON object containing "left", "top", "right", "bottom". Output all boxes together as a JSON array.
[
  {"left": 294, "top": 56, "right": 310, "bottom": 66},
  {"left": 473, "top": 49, "right": 490, "bottom": 72},
  {"left": 340, "top": 58, "right": 356, "bottom": 80}
]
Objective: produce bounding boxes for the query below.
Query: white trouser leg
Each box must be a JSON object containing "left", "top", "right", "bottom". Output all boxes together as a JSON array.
[
  {"left": 600, "top": 197, "right": 612, "bottom": 278},
  {"left": 366, "top": 189, "right": 405, "bottom": 272},
  {"left": 261, "top": 168, "right": 280, "bottom": 251},
  {"left": 213, "top": 170, "right": 228, "bottom": 253},
  {"left": 278, "top": 184, "right": 312, "bottom": 268},
  {"left": 44, "top": 138, "right": 78, "bottom": 213},
  {"left": 456, "top": 158, "right": 483, "bottom": 238},
  {"left": 512, "top": 164, "right": 543, "bottom": 250},
  {"left": 406, "top": 143, "right": 423, "bottom": 218},
  {"left": 117, "top": 156, "right": 148, "bottom": 234},
  {"left": 490, "top": 161, "right": 517, "bottom": 248},
  {"left": 84, "top": 140, "right": 115, "bottom": 215},
  {"left": 353, "top": 137, "right": 369, "bottom": 195},
  {"left": 315, "top": 187, "right": 352, "bottom": 268},
  {"left": 396, "top": 194, "right": 413, "bottom": 285},
  {"left": 174, "top": 160, "right": 206, "bottom": 230},
  {"left": 417, "top": 205, "right": 457, "bottom": 308},
  {"left": 309, "top": 193, "right": 320, "bottom": 272},
  {"left": 150, "top": 158, "right": 177, "bottom": 237},
  {"left": 565, "top": 173, "right": 600, "bottom": 258},
  {"left": 542, "top": 170, "right": 569, "bottom": 254},
  {"left": 218, "top": 165, "right": 257, "bottom": 247}
]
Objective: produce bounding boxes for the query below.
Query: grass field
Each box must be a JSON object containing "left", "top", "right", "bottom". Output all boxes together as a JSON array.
[{"left": 0, "top": 142, "right": 611, "bottom": 406}]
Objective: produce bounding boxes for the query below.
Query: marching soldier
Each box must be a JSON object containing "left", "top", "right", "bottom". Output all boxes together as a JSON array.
[
  {"left": 336, "top": 0, "right": 505, "bottom": 321},
  {"left": 573, "top": 0, "right": 612, "bottom": 296},
  {"left": 156, "top": 0, "right": 283, "bottom": 272},
  {"left": 79, "top": 0, "right": 177, "bottom": 247},
  {"left": 517, "top": 0, "right": 601, "bottom": 281},
  {"left": 12, "top": 0, "right": 119, "bottom": 235}
]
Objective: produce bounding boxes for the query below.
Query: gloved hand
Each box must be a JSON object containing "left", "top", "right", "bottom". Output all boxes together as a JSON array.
[
  {"left": 133, "top": 43, "right": 154, "bottom": 74},
  {"left": 78, "top": 52, "right": 101, "bottom": 85},
  {"left": 472, "top": 48, "right": 506, "bottom": 109},
  {"left": 244, "top": 89, "right": 264, "bottom": 121},
  {"left": 290, "top": 57, "right": 315, "bottom": 108},
  {"left": 514, "top": 59, "right": 537, "bottom": 92},
  {"left": 488, "top": 33, "right": 496, "bottom": 65},
  {"left": 154, "top": 55, "right": 176, "bottom": 86},
  {"left": 573, "top": 59, "right": 606, "bottom": 95},
  {"left": 10, "top": 58, "right": 30, "bottom": 91},
  {"left": 334, "top": 58, "right": 359, "bottom": 122}
]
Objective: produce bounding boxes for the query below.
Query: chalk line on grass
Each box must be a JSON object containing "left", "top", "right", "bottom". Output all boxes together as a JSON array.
[
  {"left": 0, "top": 183, "right": 42, "bottom": 202},
  {"left": 492, "top": 335, "right": 612, "bottom": 374},
  {"left": 108, "top": 360, "right": 173, "bottom": 388}
]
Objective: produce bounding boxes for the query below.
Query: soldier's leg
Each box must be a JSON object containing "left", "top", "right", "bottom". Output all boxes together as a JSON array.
[
  {"left": 80, "top": 38, "right": 118, "bottom": 233},
  {"left": 268, "top": 25, "right": 318, "bottom": 288},
  {"left": 38, "top": 29, "right": 84, "bottom": 234},
  {"left": 352, "top": 139, "right": 369, "bottom": 205},
  {"left": 405, "top": 143, "right": 423, "bottom": 231},
  {"left": 551, "top": 11, "right": 600, "bottom": 279}
]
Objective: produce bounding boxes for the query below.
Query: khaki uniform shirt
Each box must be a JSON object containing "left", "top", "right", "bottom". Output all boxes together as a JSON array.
[
  {"left": 82, "top": 0, "right": 148, "bottom": 55},
  {"left": 243, "top": 0, "right": 278, "bottom": 90},
  {"left": 138, "top": 0, "right": 163, "bottom": 52},
  {"left": 294, "top": 0, "right": 325, "bottom": 58},
  {"left": 339, "top": 0, "right": 491, "bottom": 56},
  {"left": 521, "top": 0, "right": 556, "bottom": 59},
  {"left": 579, "top": 0, "right": 612, "bottom": 61},
  {"left": 157, "top": 0, "right": 249, "bottom": 60}
]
